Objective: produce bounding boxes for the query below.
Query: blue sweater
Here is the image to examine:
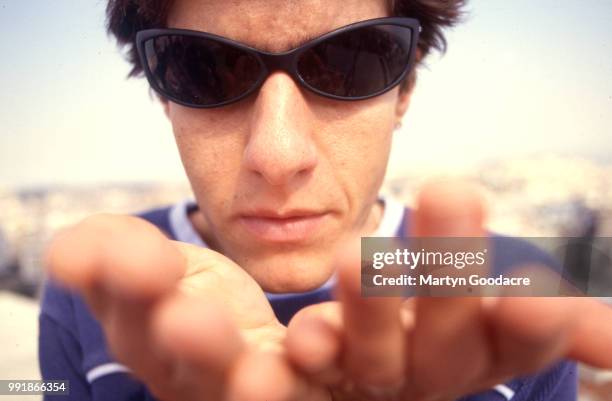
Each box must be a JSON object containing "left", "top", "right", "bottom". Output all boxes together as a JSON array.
[{"left": 39, "top": 203, "right": 577, "bottom": 401}]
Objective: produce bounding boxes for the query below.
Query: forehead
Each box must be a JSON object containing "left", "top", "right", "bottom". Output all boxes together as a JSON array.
[{"left": 167, "top": 0, "right": 390, "bottom": 52}]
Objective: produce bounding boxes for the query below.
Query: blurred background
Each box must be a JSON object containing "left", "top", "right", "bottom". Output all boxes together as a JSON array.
[{"left": 0, "top": 0, "right": 611, "bottom": 400}]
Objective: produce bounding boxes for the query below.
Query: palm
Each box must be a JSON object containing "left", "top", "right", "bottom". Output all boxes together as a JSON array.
[{"left": 174, "top": 241, "right": 285, "bottom": 350}]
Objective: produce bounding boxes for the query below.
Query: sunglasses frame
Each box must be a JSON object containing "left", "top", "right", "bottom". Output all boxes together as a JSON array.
[{"left": 135, "top": 17, "right": 421, "bottom": 108}]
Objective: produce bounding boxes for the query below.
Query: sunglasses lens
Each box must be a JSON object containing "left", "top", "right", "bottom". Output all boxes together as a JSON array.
[
  {"left": 297, "top": 25, "right": 413, "bottom": 98},
  {"left": 143, "top": 35, "right": 262, "bottom": 106}
]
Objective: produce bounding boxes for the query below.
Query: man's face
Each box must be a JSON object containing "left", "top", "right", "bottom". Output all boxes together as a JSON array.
[{"left": 164, "top": 0, "right": 411, "bottom": 292}]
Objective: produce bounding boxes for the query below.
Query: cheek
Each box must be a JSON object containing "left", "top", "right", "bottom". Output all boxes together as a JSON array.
[
  {"left": 340, "top": 126, "right": 393, "bottom": 211},
  {"left": 316, "top": 94, "right": 396, "bottom": 207},
  {"left": 169, "top": 105, "right": 244, "bottom": 207}
]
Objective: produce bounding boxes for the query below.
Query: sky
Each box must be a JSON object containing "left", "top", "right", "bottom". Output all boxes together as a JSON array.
[{"left": 0, "top": 0, "right": 611, "bottom": 189}]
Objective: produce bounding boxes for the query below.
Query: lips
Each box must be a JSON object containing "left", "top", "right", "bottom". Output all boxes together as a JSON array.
[{"left": 239, "top": 210, "right": 329, "bottom": 243}]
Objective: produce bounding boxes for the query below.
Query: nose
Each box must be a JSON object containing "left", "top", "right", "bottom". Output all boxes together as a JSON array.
[{"left": 243, "top": 72, "right": 318, "bottom": 187}]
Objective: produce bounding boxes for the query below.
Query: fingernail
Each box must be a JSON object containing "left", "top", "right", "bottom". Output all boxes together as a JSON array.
[{"left": 481, "top": 296, "right": 500, "bottom": 310}]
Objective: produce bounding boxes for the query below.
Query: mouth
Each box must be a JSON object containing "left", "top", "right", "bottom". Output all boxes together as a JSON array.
[{"left": 238, "top": 210, "right": 329, "bottom": 243}]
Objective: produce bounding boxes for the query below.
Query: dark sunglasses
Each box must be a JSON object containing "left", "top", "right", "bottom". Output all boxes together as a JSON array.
[{"left": 136, "top": 17, "right": 420, "bottom": 108}]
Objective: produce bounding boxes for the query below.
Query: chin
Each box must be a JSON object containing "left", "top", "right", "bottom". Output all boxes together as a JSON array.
[{"left": 242, "top": 251, "right": 337, "bottom": 294}]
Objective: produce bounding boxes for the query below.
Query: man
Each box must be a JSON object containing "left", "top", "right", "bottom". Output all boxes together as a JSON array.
[{"left": 40, "top": 0, "right": 612, "bottom": 400}]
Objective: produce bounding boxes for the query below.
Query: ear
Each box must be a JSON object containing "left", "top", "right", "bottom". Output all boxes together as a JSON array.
[
  {"left": 161, "top": 99, "right": 171, "bottom": 119},
  {"left": 395, "top": 49, "right": 422, "bottom": 123},
  {"left": 395, "top": 88, "right": 412, "bottom": 122}
]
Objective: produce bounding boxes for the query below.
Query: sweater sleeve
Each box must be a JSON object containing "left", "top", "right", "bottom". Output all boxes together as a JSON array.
[
  {"left": 39, "top": 313, "right": 91, "bottom": 400},
  {"left": 39, "top": 280, "right": 154, "bottom": 401}
]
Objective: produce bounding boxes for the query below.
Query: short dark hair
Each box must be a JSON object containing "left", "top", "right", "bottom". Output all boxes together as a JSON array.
[{"left": 106, "top": 0, "right": 466, "bottom": 91}]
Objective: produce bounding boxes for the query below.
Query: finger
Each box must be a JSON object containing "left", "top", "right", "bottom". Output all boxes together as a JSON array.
[
  {"left": 45, "top": 214, "right": 187, "bottom": 396},
  {"left": 97, "top": 216, "right": 185, "bottom": 298},
  {"left": 567, "top": 298, "right": 612, "bottom": 368},
  {"left": 336, "top": 238, "right": 405, "bottom": 388},
  {"left": 151, "top": 294, "right": 245, "bottom": 401},
  {"left": 154, "top": 296, "right": 327, "bottom": 401},
  {"left": 484, "top": 297, "right": 574, "bottom": 380},
  {"left": 103, "top": 297, "right": 179, "bottom": 400},
  {"left": 227, "top": 351, "right": 330, "bottom": 401},
  {"left": 410, "top": 178, "right": 490, "bottom": 297},
  {"left": 45, "top": 222, "right": 112, "bottom": 317},
  {"left": 286, "top": 299, "right": 416, "bottom": 386},
  {"left": 400, "top": 298, "right": 417, "bottom": 329},
  {"left": 409, "top": 179, "right": 491, "bottom": 398},
  {"left": 45, "top": 214, "right": 185, "bottom": 308},
  {"left": 286, "top": 302, "right": 344, "bottom": 385}
]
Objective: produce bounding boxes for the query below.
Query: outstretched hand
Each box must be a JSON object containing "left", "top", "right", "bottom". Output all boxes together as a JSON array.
[
  {"left": 286, "top": 179, "right": 612, "bottom": 401},
  {"left": 45, "top": 214, "right": 325, "bottom": 401}
]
